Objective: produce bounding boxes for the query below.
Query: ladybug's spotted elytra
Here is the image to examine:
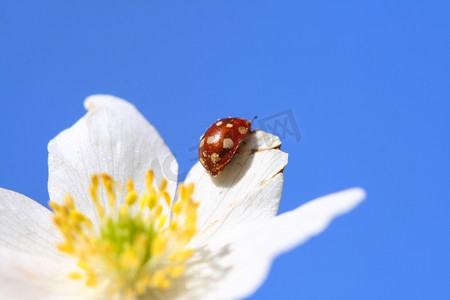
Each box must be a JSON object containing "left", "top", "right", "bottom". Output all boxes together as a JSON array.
[{"left": 198, "top": 117, "right": 252, "bottom": 176}]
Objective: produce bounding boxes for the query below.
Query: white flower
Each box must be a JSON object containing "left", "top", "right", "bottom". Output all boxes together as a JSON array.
[{"left": 0, "top": 95, "right": 365, "bottom": 300}]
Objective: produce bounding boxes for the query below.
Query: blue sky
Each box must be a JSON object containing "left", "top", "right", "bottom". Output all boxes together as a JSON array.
[{"left": 1, "top": 1, "right": 449, "bottom": 299}]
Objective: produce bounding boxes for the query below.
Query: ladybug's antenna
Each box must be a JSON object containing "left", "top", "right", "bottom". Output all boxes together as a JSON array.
[{"left": 250, "top": 116, "right": 258, "bottom": 124}]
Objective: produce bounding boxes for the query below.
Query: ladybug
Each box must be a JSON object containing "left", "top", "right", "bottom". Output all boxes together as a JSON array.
[{"left": 198, "top": 117, "right": 252, "bottom": 176}]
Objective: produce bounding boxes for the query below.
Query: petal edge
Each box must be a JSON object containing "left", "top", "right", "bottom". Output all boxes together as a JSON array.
[{"left": 205, "top": 188, "right": 366, "bottom": 299}]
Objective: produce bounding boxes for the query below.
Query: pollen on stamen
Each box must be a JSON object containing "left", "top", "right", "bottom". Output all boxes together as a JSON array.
[{"left": 49, "top": 170, "right": 199, "bottom": 298}]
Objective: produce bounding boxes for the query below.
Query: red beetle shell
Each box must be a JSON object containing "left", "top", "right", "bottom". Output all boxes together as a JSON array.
[{"left": 199, "top": 117, "right": 251, "bottom": 176}]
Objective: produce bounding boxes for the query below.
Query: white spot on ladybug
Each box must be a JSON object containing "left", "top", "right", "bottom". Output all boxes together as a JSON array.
[
  {"left": 223, "top": 138, "right": 234, "bottom": 149},
  {"left": 215, "top": 121, "right": 223, "bottom": 126},
  {"left": 210, "top": 152, "right": 221, "bottom": 163},
  {"left": 199, "top": 138, "right": 205, "bottom": 147},
  {"left": 207, "top": 135, "right": 219, "bottom": 144},
  {"left": 238, "top": 126, "right": 248, "bottom": 135},
  {"left": 226, "top": 123, "right": 233, "bottom": 128}
]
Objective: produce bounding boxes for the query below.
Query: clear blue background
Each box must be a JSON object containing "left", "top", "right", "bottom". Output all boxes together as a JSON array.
[{"left": 1, "top": 1, "right": 449, "bottom": 299}]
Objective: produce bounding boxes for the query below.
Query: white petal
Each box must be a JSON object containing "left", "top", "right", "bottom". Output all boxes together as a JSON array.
[
  {"left": 202, "top": 188, "right": 366, "bottom": 299},
  {"left": 0, "top": 188, "right": 63, "bottom": 260},
  {"left": 48, "top": 95, "right": 178, "bottom": 225},
  {"left": 0, "top": 189, "right": 86, "bottom": 299},
  {"left": 185, "top": 131, "right": 288, "bottom": 246},
  {"left": 0, "top": 248, "right": 89, "bottom": 300}
]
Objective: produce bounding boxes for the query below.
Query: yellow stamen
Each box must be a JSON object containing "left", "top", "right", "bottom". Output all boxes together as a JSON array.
[
  {"left": 69, "top": 271, "right": 83, "bottom": 280},
  {"left": 89, "top": 175, "right": 105, "bottom": 220},
  {"left": 101, "top": 173, "right": 116, "bottom": 209},
  {"left": 157, "top": 214, "right": 167, "bottom": 230},
  {"left": 159, "top": 178, "right": 168, "bottom": 193},
  {"left": 49, "top": 170, "right": 198, "bottom": 298},
  {"left": 152, "top": 235, "right": 168, "bottom": 256},
  {"left": 152, "top": 270, "right": 172, "bottom": 289},
  {"left": 65, "top": 194, "right": 75, "bottom": 210},
  {"left": 166, "top": 264, "right": 185, "bottom": 278},
  {"left": 148, "top": 193, "right": 158, "bottom": 209},
  {"left": 86, "top": 272, "right": 98, "bottom": 287},
  {"left": 145, "top": 170, "right": 154, "bottom": 191},
  {"left": 120, "top": 249, "right": 139, "bottom": 269}
]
